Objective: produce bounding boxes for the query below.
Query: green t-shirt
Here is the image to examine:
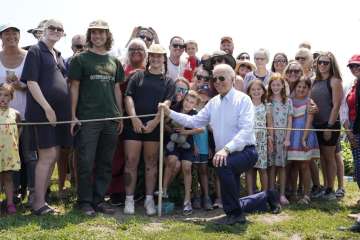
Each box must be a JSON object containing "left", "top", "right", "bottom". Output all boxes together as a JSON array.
[{"left": 68, "top": 50, "right": 124, "bottom": 120}]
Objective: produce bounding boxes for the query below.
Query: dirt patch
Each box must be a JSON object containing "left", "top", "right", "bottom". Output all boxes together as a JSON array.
[
  {"left": 289, "top": 234, "right": 302, "bottom": 240},
  {"left": 252, "top": 213, "right": 292, "bottom": 225}
]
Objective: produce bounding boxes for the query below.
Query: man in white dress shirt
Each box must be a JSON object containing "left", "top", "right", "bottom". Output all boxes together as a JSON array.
[{"left": 159, "top": 64, "right": 258, "bottom": 225}]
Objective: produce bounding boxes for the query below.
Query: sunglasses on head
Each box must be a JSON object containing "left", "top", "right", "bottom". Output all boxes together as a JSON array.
[
  {"left": 211, "top": 56, "right": 224, "bottom": 65},
  {"left": 349, "top": 64, "right": 360, "bottom": 70},
  {"left": 139, "top": 35, "right": 153, "bottom": 42},
  {"left": 47, "top": 25, "right": 64, "bottom": 33},
  {"left": 295, "top": 56, "right": 306, "bottom": 61},
  {"left": 238, "top": 56, "right": 250, "bottom": 60},
  {"left": 286, "top": 69, "right": 301, "bottom": 74},
  {"left": 318, "top": 60, "right": 330, "bottom": 66},
  {"left": 212, "top": 76, "right": 226, "bottom": 82},
  {"left": 196, "top": 74, "right": 210, "bottom": 81},
  {"left": 172, "top": 44, "right": 185, "bottom": 49},
  {"left": 129, "top": 47, "right": 145, "bottom": 52},
  {"left": 175, "top": 86, "right": 189, "bottom": 94}
]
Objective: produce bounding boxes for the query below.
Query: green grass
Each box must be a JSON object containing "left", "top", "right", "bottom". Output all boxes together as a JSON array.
[{"left": 1, "top": 181, "right": 360, "bottom": 240}]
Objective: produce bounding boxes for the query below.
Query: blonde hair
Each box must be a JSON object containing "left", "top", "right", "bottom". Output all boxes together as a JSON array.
[{"left": 0, "top": 83, "right": 14, "bottom": 99}]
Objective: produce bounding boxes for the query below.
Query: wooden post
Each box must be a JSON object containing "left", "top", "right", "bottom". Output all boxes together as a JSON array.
[{"left": 158, "top": 108, "right": 165, "bottom": 217}]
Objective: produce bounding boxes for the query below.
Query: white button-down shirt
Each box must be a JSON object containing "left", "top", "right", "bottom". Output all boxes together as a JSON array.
[{"left": 169, "top": 88, "right": 256, "bottom": 152}]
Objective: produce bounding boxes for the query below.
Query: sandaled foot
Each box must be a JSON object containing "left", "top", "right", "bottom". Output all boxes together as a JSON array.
[{"left": 32, "top": 205, "right": 54, "bottom": 216}]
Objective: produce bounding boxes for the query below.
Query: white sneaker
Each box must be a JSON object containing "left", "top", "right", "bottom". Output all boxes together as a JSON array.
[
  {"left": 124, "top": 199, "right": 135, "bottom": 215},
  {"left": 144, "top": 198, "right": 156, "bottom": 216}
]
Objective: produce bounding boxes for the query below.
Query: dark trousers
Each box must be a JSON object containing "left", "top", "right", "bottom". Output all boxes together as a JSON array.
[
  {"left": 13, "top": 125, "right": 38, "bottom": 194},
  {"left": 352, "top": 133, "right": 360, "bottom": 188},
  {"left": 77, "top": 121, "right": 118, "bottom": 205},
  {"left": 216, "top": 145, "right": 258, "bottom": 216},
  {"left": 239, "top": 190, "right": 276, "bottom": 213}
]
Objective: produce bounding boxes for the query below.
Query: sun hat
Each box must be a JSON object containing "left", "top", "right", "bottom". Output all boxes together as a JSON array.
[
  {"left": 235, "top": 59, "right": 256, "bottom": 72},
  {"left": 88, "top": 20, "right": 110, "bottom": 30},
  {"left": 148, "top": 44, "right": 167, "bottom": 54}
]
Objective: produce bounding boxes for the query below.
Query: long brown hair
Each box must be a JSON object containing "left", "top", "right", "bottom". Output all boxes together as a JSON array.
[
  {"left": 315, "top": 51, "right": 342, "bottom": 81},
  {"left": 247, "top": 79, "right": 267, "bottom": 103},
  {"left": 267, "top": 73, "right": 287, "bottom": 104},
  {"left": 86, "top": 29, "right": 113, "bottom": 51}
]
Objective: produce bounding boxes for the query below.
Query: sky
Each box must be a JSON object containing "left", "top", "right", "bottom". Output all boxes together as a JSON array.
[{"left": 1, "top": 0, "right": 359, "bottom": 86}]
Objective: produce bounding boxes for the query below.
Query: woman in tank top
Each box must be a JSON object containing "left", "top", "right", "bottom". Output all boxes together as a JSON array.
[
  {"left": 0, "top": 24, "right": 27, "bottom": 119},
  {"left": 310, "top": 51, "right": 343, "bottom": 200}
]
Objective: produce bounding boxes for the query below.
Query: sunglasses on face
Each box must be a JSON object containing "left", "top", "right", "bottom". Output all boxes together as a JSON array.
[
  {"left": 129, "top": 47, "right": 145, "bottom": 52},
  {"left": 74, "top": 44, "right": 84, "bottom": 50},
  {"left": 238, "top": 56, "right": 250, "bottom": 60},
  {"left": 274, "top": 59, "right": 287, "bottom": 64},
  {"left": 172, "top": 44, "right": 185, "bottom": 49},
  {"left": 139, "top": 35, "right": 153, "bottom": 42},
  {"left": 349, "top": 64, "right": 360, "bottom": 70},
  {"left": 211, "top": 56, "right": 224, "bottom": 65},
  {"left": 295, "top": 56, "right": 306, "bottom": 61},
  {"left": 47, "top": 25, "right": 64, "bottom": 33},
  {"left": 286, "top": 69, "right": 301, "bottom": 74},
  {"left": 175, "top": 86, "right": 189, "bottom": 95},
  {"left": 196, "top": 74, "right": 210, "bottom": 81},
  {"left": 318, "top": 60, "right": 330, "bottom": 66},
  {"left": 212, "top": 76, "right": 226, "bottom": 82}
]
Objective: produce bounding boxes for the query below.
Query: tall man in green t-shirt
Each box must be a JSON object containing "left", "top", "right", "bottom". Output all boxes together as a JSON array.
[{"left": 68, "top": 20, "right": 124, "bottom": 216}]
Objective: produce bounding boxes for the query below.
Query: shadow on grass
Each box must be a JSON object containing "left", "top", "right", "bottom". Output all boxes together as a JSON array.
[{"left": 0, "top": 207, "right": 95, "bottom": 231}]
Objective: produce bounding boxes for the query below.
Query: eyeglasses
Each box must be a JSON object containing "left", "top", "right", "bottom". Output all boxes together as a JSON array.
[
  {"left": 237, "top": 56, "right": 250, "bottom": 60},
  {"left": 349, "top": 64, "right": 360, "bottom": 70},
  {"left": 212, "top": 76, "right": 226, "bottom": 82},
  {"left": 196, "top": 74, "right": 210, "bottom": 82},
  {"left": 286, "top": 69, "right": 301, "bottom": 74},
  {"left": 129, "top": 47, "right": 145, "bottom": 52},
  {"left": 47, "top": 25, "right": 64, "bottom": 33},
  {"left": 172, "top": 44, "right": 185, "bottom": 49},
  {"left": 295, "top": 56, "right": 306, "bottom": 61},
  {"left": 211, "top": 56, "right": 224, "bottom": 65},
  {"left": 175, "top": 86, "right": 189, "bottom": 95},
  {"left": 274, "top": 59, "right": 287, "bottom": 64},
  {"left": 139, "top": 35, "right": 153, "bottom": 42},
  {"left": 74, "top": 44, "right": 84, "bottom": 50},
  {"left": 318, "top": 60, "right": 330, "bottom": 66}
]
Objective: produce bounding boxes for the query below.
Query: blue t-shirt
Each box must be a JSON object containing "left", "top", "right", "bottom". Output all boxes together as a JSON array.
[{"left": 193, "top": 127, "right": 209, "bottom": 155}]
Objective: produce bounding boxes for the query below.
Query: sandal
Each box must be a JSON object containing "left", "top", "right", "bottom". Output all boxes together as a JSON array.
[
  {"left": 335, "top": 188, "right": 345, "bottom": 198},
  {"left": 32, "top": 205, "right": 54, "bottom": 216}
]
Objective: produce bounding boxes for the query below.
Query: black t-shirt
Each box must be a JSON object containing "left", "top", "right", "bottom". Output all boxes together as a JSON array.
[
  {"left": 125, "top": 70, "right": 175, "bottom": 118},
  {"left": 21, "top": 41, "right": 70, "bottom": 122}
]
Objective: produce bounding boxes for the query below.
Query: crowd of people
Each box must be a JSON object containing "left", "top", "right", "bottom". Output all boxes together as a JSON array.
[{"left": 0, "top": 18, "right": 359, "bottom": 228}]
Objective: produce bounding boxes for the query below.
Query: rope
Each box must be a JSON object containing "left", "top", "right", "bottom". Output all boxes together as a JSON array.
[
  {"left": 0, "top": 114, "right": 157, "bottom": 126},
  {"left": 0, "top": 113, "right": 351, "bottom": 132}
]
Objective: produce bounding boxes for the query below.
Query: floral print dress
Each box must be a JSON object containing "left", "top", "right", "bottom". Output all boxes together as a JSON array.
[
  {"left": 268, "top": 98, "right": 293, "bottom": 167},
  {"left": 254, "top": 103, "right": 268, "bottom": 169},
  {"left": 0, "top": 108, "right": 20, "bottom": 172}
]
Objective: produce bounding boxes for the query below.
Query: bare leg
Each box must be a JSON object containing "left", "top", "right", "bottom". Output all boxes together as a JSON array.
[
  {"left": 143, "top": 141, "right": 159, "bottom": 195},
  {"left": 290, "top": 163, "right": 299, "bottom": 196},
  {"left": 162, "top": 155, "right": 180, "bottom": 194},
  {"left": 246, "top": 169, "right": 254, "bottom": 195},
  {"left": 321, "top": 146, "right": 337, "bottom": 191},
  {"left": 279, "top": 167, "right": 289, "bottom": 204},
  {"left": 124, "top": 140, "right": 142, "bottom": 196},
  {"left": 268, "top": 166, "right": 276, "bottom": 190},
  {"left": 259, "top": 169, "right": 268, "bottom": 191},
  {"left": 299, "top": 161, "right": 311, "bottom": 197},
  {"left": 57, "top": 148, "right": 69, "bottom": 194},
  {"left": 33, "top": 146, "right": 59, "bottom": 210},
  {"left": 3, "top": 172, "right": 14, "bottom": 206},
  {"left": 198, "top": 164, "right": 209, "bottom": 197},
  {"left": 335, "top": 152, "right": 344, "bottom": 189},
  {"left": 320, "top": 155, "right": 328, "bottom": 188},
  {"left": 310, "top": 159, "right": 321, "bottom": 187},
  {"left": 182, "top": 160, "right": 192, "bottom": 203}
]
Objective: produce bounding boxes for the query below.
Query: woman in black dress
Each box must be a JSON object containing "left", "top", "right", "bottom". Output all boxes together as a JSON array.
[{"left": 21, "top": 19, "right": 71, "bottom": 215}]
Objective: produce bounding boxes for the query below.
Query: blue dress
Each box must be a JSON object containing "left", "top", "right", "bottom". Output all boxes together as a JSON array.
[{"left": 288, "top": 97, "right": 320, "bottom": 161}]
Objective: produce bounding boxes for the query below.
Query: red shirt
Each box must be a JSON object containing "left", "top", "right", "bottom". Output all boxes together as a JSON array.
[
  {"left": 121, "top": 65, "right": 145, "bottom": 93},
  {"left": 347, "top": 84, "right": 357, "bottom": 122}
]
